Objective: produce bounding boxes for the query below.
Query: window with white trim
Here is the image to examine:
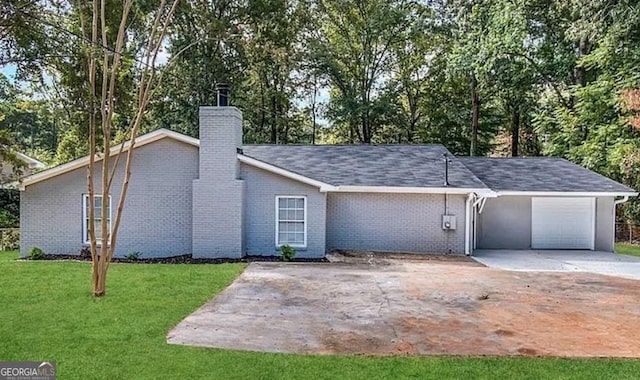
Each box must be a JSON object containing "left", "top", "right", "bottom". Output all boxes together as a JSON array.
[
  {"left": 276, "top": 196, "right": 306, "bottom": 247},
  {"left": 83, "top": 194, "right": 112, "bottom": 244}
]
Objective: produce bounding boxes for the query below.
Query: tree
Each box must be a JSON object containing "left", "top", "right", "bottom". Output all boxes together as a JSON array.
[
  {"left": 147, "top": 0, "right": 246, "bottom": 138},
  {"left": 0, "top": 0, "right": 50, "bottom": 78},
  {"left": 83, "top": 0, "right": 179, "bottom": 297},
  {"left": 311, "top": 0, "right": 413, "bottom": 143},
  {"left": 240, "top": 0, "right": 311, "bottom": 144}
]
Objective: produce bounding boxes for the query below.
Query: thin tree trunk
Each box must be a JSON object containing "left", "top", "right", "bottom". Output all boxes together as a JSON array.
[
  {"left": 311, "top": 75, "right": 317, "bottom": 145},
  {"left": 259, "top": 79, "right": 266, "bottom": 139},
  {"left": 271, "top": 91, "right": 277, "bottom": 144},
  {"left": 575, "top": 35, "right": 589, "bottom": 87},
  {"left": 85, "top": 0, "right": 178, "bottom": 297},
  {"left": 511, "top": 110, "right": 520, "bottom": 157},
  {"left": 470, "top": 74, "right": 479, "bottom": 156}
]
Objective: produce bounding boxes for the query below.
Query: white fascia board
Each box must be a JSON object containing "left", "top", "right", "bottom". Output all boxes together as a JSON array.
[
  {"left": 237, "top": 154, "right": 335, "bottom": 190},
  {"left": 15, "top": 152, "right": 45, "bottom": 168},
  {"left": 497, "top": 190, "right": 639, "bottom": 197},
  {"left": 20, "top": 129, "right": 199, "bottom": 190},
  {"left": 331, "top": 186, "right": 496, "bottom": 195}
]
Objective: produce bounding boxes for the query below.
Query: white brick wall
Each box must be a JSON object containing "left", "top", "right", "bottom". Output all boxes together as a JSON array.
[
  {"left": 20, "top": 138, "right": 199, "bottom": 257},
  {"left": 242, "top": 163, "right": 326, "bottom": 258},
  {"left": 326, "top": 192, "right": 466, "bottom": 254}
]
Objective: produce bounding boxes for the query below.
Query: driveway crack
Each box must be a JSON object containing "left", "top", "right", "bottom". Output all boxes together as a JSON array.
[{"left": 375, "top": 279, "right": 400, "bottom": 341}]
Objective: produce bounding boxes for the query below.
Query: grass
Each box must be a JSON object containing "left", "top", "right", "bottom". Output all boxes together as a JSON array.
[
  {"left": 1, "top": 251, "right": 639, "bottom": 379},
  {"left": 615, "top": 243, "right": 640, "bottom": 257}
]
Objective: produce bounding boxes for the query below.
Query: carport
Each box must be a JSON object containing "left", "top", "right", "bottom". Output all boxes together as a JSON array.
[
  {"left": 473, "top": 194, "right": 619, "bottom": 252},
  {"left": 460, "top": 157, "right": 637, "bottom": 254}
]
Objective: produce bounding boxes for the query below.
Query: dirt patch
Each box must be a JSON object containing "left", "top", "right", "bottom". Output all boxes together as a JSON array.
[
  {"left": 327, "top": 249, "right": 481, "bottom": 266},
  {"left": 168, "top": 260, "right": 640, "bottom": 357}
]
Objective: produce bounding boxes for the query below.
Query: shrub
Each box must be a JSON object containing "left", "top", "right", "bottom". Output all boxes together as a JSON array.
[
  {"left": 0, "top": 189, "right": 19, "bottom": 228},
  {"left": 279, "top": 244, "right": 296, "bottom": 262},
  {"left": 0, "top": 209, "right": 18, "bottom": 229},
  {"left": 28, "top": 247, "right": 45, "bottom": 260},
  {"left": 1, "top": 229, "right": 19, "bottom": 250},
  {"left": 80, "top": 247, "right": 92, "bottom": 259},
  {"left": 124, "top": 251, "right": 141, "bottom": 261}
]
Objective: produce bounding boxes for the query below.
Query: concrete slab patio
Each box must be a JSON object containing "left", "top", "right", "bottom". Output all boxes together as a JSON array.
[
  {"left": 473, "top": 250, "right": 640, "bottom": 280},
  {"left": 167, "top": 257, "right": 640, "bottom": 357}
]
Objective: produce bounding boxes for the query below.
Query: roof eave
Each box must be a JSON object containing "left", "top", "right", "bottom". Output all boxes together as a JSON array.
[
  {"left": 329, "top": 185, "right": 496, "bottom": 195},
  {"left": 496, "top": 190, "right": 639, "bottom": 197}
]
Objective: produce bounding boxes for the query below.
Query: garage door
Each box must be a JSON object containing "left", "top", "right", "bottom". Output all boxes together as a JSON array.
[{"left": 531, "top": 197, "right": 595, "bottom": 250}]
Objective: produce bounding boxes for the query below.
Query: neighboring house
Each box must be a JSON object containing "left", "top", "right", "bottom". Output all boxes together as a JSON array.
[
  {"left": 1, "top": 152, "right": 44, "bottom": 185},
  {"left": 18, "top": 99, "right": 637, "bottom": 258}
]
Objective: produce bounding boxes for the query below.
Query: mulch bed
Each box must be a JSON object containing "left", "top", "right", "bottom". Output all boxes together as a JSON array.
[
  {"left": 19, "top": 250, "right": 470, "bottom": 265},
  {"left": 20, "top": 253, "right": 328, "bottom": 264}
]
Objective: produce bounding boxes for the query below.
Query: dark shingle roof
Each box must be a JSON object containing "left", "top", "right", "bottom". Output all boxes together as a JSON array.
[
  {"left": 459, "top": 157, "right": 635, "bottom": 193},
  {"left": 241, "top": 144, "right": 488, "bottom": 189}
]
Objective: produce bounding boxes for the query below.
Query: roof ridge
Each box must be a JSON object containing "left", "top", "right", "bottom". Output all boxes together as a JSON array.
[
  {"left": 242, "top": 143, "right": 447, "bottom": 147},
  {"left": 457, "top": 156, "right": 565, "bottom": 160}
]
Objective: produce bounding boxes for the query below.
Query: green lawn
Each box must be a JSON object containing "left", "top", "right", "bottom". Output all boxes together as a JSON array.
[
  {"left": 1, "top": 251, "right": 639, "bottom": 379},
  {"left": 615, "top": 243, "right": 640, "bottom": 257}
]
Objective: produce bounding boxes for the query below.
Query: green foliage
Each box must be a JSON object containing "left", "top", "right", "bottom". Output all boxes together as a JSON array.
[
  {"left": 27, "top": 247, "right": 44, "bottom": 260},
  {"left": 310, "top": 0, "right": 414, "bottom": 143},
  {"left": 123, "top": 252, "right": 142, "bottom": 261},
  {"left": 615, "top": 243, "right": 640, "bottom": 258},
  {"left": 53, "top": 127, "right": 88, "bottom": 164},
  {"left": 279, "top": 244, "right": 296, "bottom": 262},
  {"left": 0, "top": 189, "right": 19, "bottom": 228},
  {"left": 3, "top": 0, "right": 640, "bottom": 224},
  {"left": 1, "top": 229, "right": 19, "bottom": 251}
]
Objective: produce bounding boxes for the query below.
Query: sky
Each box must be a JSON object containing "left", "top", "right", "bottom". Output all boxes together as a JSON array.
[{"left": 2, "top": 64, "right": 17, "bottom": 83}]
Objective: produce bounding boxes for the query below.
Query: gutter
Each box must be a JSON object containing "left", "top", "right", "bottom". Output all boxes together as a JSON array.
[
  {"left": 614, "top": 195, "right": 631, "bottom": 206},
  {"left": 328, "top": 186, "right": 496, "bottom": 195}
]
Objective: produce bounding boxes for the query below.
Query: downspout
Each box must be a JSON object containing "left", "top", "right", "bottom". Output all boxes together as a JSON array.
[
  {"left": 465, "top": 193, "right": 474, "bottom": 256},
  {"left": 614, "top": 196, "right": 630, "bottom": 206},
  {"left": 613, "top": 196, "right": 630, "bottom": 251},
  {"left": 473, "top": 196, "right": 488, "bottom": 214}
]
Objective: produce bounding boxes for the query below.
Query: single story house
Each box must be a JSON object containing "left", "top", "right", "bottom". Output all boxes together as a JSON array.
[
  {"left": 1, "top": 151, "right": 44, "bottom": 185},
  {"left": 18, "top": 101, "right": 637, "bottom": 258}
]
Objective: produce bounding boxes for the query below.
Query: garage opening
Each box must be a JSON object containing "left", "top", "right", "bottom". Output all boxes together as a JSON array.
[{"left": 531, "top": 197, "right": 595, "bottom": 250}]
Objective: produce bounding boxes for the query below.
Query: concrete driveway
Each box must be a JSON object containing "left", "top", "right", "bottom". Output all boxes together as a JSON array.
[
  {"left": 167, "top": 255, "right": 640, "bottom": 357},
  {"left": 473, "top": 250, "right": 640, "bottom": 280}
]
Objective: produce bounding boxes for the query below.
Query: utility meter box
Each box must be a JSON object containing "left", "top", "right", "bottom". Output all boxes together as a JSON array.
[{"left": 442, "top": 214, "right": 457, "bottom": 230}]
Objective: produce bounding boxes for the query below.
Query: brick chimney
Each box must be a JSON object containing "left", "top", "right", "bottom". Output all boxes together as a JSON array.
[{"left": 192, "top": 85, "right": 245, "bottom": 258}]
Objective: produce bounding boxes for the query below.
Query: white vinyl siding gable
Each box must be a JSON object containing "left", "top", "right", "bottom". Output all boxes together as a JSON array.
[
  {"left": 82, "top": 194, "right": 112, "bottom": 244},
  {"left": 275, "top": 196, "right": 307, "bottom": 248}
]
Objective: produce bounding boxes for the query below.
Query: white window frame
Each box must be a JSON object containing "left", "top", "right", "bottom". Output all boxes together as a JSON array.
[
  {"left": 275, "top": 195, "right": 307, "bottom": 248},
  {"left": 82, "top": 194, "right": 112, "bottom": 245}
]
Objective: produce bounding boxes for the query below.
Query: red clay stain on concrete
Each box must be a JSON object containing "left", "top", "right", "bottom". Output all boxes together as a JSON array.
[{"left": 168, "top": 258, "right": 640, "bottom": 357}]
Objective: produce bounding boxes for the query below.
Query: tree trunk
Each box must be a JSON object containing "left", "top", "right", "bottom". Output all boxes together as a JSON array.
[
  {"left": 511, "top": 110, "right": 520, "bottom": 157},
  {"left": 270, "top": 91, "right": 277, "bottom": 144},
  {"left": 92, "top": 254, "right": 106, "bottom": 296},
  {"left": 574, "top": 35, "right": 589, "bottom": 87},
  {"left": 311, "top": 75, "right": 317, "bottom": 145},
  {"left": 470, "top": 74, "right": 479, "bottom": 156}
]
